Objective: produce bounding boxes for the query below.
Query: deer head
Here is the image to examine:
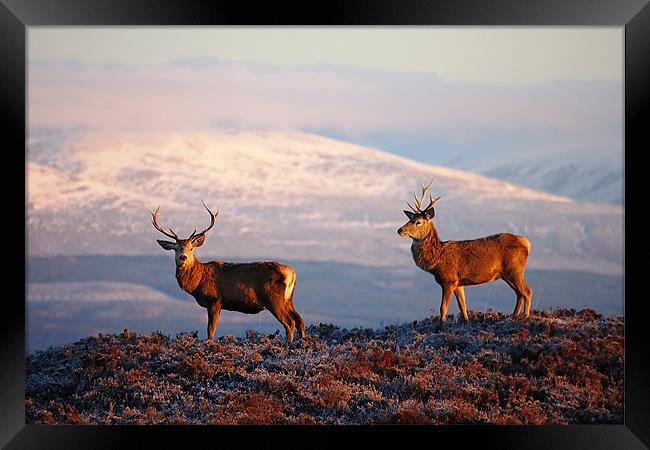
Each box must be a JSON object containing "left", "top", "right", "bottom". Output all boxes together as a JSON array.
[
  {"left": 397, "top": 178, "right": 442, "bottom": 240},
  {"left": 152, "top": 201, "right": 219, "bottom": 268}
]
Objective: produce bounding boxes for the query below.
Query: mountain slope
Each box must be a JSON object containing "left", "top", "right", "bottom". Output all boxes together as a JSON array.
[
  {"left": 462, "top": 148, "right": 623, "bottom": 204},
  {"left": 26, "top": 129, "right": 623, "bottom": 274}
]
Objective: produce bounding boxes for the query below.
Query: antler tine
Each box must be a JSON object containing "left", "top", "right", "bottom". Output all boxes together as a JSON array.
[
  {"left": 413, "top": 192, "right": 423, "bottom": 211},
  {"left": 422, "top": 194, "right": 443, "bottom": 213},
  {"left": 151, "top": 207, "right": 180, "bottom": 241},
  {"left": 420, "top": 177, "right": 435, "bottom": 198},
  {"left": 193, "top": 201, "right": 220, "bottom": 238},
  {"left": 405, "top": 177, "right": 439, "bottom": 214},
  {"left": 406, "top": 199, "right": 419, "bottom": 213},
  {"left": 406, "top": 177, "right": 436, "bottom": 213}
]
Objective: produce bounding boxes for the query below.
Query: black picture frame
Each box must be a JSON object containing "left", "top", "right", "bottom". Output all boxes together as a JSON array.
[{"left": 4, "top": 0, "right": 648, "bottom": 448}]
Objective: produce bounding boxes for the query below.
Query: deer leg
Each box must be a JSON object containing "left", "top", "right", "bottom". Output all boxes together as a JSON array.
[
  {"left": 287, "top": 286, "right": 305, "bottom": 340},
  {"left": 506, "top": 275, "right": 533, "bottom": 319},
  {"left": 439, "top": 283, "right": 455, "bottom": 325},
  {"left": 282, "top": 304, "right": 296, "bottom": 342},
  {"left": 520, "top": 279, "right": 533, "bottom": 319},
  {"left": 267, "top": 303, "right": 296, "bottom": 343},
  {"left": 290, "top": 308, "right": 305, "bottom": 339},
  {"left": 454, "top": 286, "right": 469, "bottom": 322},
  {"left": 510, "top": 270, "right": 533, "bottom": 319},
  {"left": 513, "top": 293, "right": 524, "bottom": 318},
  {"left": 281, "top": 311, "right": 296, "bottom": 343},
  {"left": 285, "top": 312, "right": 296, "bottom": 343},
  {"left": 503, "top": 277, "right": 523, "bottom": 317},
  {"left": 207, "top": 303, "right": 221, "bottom": 341}
]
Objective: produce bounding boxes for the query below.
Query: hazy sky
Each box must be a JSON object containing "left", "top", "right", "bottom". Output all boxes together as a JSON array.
[
  {"left": 29, "top": 27, "right": 622, "bottom": 84},
  {"left": 28, "top": 27, "right": 623, "bottom": 167}
]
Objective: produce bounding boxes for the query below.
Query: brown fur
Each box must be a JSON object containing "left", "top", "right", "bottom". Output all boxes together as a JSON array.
[
  {"left": 174, "top": 258, "right": 304, "bottom": 342},
  {"left": 156, "top": 233, "right": 304, "bottom": 342},
  {"left": 399, "top": 211, "right": 533, "bottom": 323},
  {"left": 153, "top": 204, "right": 305, "bottom": 342}
]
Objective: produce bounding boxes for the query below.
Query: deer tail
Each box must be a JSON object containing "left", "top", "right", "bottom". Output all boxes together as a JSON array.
[
  {"left": 281, "top": 267, "right": 296, "bottom": 302},
  {"left": 517, "top": 236, "right": 531, "bottom": 254}
]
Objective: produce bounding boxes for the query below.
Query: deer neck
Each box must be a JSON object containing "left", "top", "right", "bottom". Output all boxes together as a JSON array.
[
  {"left": 411, "top": 225, "right": 443, "bottom": 271},
  {"left": 176, "top": 260, "right": 204, "bottom": 293}
]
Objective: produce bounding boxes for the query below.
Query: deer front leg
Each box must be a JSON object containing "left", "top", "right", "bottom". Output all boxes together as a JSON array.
[
  {"left": 454, "top": 286, "right": 469, "bottom": 322},
  {"left": 439, "top": 283, "right": 455, "bottom": 326},
  {"left": 206, "top": 303, "right": 221, "bottom": 341}
]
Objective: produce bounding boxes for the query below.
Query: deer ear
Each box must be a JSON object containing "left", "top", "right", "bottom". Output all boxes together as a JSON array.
[
  {"left": 157, "top": 239, "right": 176, "bottom": 250},
  {"left": 424, "top": 208, "right": 436, "bottom": 220},
  {"left": 192, "top": 234, "right": 206, "bottom": 247},
  {"left": 403, "top": 210, "right": 416, "bottom": 220}
]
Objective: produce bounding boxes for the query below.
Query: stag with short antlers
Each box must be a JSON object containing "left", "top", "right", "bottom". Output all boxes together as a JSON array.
[
  {"left": 397, "top": 179, "right": 533, "bottom": 324},
  {"left": 152, "top": 202, "right": 304, "bottom": 342}
]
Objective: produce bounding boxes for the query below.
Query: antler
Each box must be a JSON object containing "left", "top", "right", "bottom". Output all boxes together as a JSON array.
[
  {"left": 151, "top": 207, "right": 180, "bottom": 241},
  {"left": 188, "top": 201, "right": 220, "bottom": 240},
  {"left": 407, "top": 178, "right": 442, "bottom": 213}
]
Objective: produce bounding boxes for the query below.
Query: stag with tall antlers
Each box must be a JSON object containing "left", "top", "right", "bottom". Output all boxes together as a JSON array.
[
  {"left": 397, "top": 179, "right": 533, "bottom": 324},
  {"left": 152, "top": 202, "right": 304, "bottom": 342}
]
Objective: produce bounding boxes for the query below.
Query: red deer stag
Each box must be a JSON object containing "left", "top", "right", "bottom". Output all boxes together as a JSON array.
[
  {"left": 152, "top": 202, "right": 304, "bottom": 342},
  {"left": 397, "top": 179, "right": 532, "bottom": 325}
]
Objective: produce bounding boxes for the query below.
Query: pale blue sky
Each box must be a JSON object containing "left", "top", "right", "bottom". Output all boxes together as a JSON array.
[{"left": 29, "top": 27, "right": 622, "bottom": 84}]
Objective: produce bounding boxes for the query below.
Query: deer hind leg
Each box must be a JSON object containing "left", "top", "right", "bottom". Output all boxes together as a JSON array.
[
  {"left": 454, "top": 286, "right": 470, "bottom": 322},
  {"left": 289, "top": 308, "right": 305, "bottom": 339},
  {"left": 285, "top": 271, "right": 305, "bottom": 339},
  {"left": 520, "top": 278, "right": 533, "bottom": 319},
  {"left": 503, "top": 277, "right": 523, "bottom": 317},
  {"left": 504, "top": 274, "right": 532, "bottom": 319},
  {"left": 267, "top": 303, "right": 296, "bottom": 343},
  {"left": 268, "top": 268, "right": 299, "bottom": 342},
  {"left": 283, "top": 309, "right": 296, "bottom": 342},
  {"left": 511, "top": 271, "right": 533, "bottom": 318},
  {"left": 503, "top": 277, "right": 524, "bottom": 318},
  {"left": 283, "top": 318, "right": 296, "bottom": 343}
]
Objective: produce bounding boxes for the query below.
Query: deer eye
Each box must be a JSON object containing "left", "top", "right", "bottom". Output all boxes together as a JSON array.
[{"left": 416, "top": 220, "right": 422, "bottom": 225}]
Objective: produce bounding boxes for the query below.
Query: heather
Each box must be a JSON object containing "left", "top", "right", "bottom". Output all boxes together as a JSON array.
[{"left": 25, "top": 308, "right": 623, "bottom": 425}]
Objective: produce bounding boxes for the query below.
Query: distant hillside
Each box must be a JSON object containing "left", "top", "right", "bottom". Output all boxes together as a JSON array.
[
  {"left": 26, "top": 308, "right": 623, "bottom": 425},
  {"left": 26, "top": 129, "right": 623, "bottom": 275}
]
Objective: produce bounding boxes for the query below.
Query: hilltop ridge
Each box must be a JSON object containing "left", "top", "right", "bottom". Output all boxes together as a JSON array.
[{"left": 26, "top": 308, "right": 623, "bottom": 425}]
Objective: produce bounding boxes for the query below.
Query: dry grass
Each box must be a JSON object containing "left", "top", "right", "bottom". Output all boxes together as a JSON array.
[{"left": 25, "top": 309, "right": 623, "bottom": 425}]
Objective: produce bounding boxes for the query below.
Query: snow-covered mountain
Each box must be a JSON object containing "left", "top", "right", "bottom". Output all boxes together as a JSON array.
[
  {"left": 459, "top": 148, "right": 623, "bottom": 205},
  {"left": 317, "top": 132, "right": 623, "bottom": 205},
  {"left": 26, "top": 129, "right": 623, "bottom": 275}
]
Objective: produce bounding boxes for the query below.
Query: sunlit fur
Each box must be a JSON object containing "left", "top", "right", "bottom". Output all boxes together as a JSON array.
[
  {"left": 398, "top": 207, "right": 532, "bottom": 323},
  {"left": 155, "top": 221, "right": 304, "bottom": 343}
]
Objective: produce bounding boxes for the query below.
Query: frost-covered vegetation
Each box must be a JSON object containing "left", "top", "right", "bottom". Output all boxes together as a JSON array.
[{"left": 26, "top": 308, "right": 623, "bottom": 425}]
